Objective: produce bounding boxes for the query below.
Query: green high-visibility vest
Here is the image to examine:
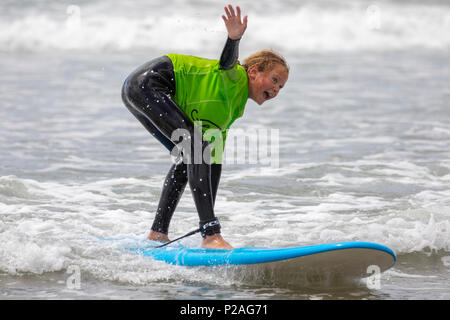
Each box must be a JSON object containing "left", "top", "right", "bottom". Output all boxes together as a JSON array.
[{"left": 166, "top": 53, "right": 249, "bottom": 155}]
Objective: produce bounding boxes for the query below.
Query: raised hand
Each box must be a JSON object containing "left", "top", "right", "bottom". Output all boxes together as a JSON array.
[{"left": 221, "top": 4, "right": 248, "bottom": 40}]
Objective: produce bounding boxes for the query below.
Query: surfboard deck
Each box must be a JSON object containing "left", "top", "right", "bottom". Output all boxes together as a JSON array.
[{"left": 105, "top": 237, "right": 396, "bottom": 281}]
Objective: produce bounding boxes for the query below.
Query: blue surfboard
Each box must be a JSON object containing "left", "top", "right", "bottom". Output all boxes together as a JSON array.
[{"left": 107, "top": 237, "right": 396, "bottom": 280}]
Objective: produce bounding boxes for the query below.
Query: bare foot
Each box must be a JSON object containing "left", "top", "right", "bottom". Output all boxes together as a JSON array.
[
  {"left": 201, "top": 234, "right": 234, "bottom": 249},
  {"left": 146, "top": 230, "right": 170, "bottom": 242}
]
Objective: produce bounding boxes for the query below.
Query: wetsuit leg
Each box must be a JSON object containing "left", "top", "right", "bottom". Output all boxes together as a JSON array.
[
  {"left": 122, "top": 56, "right": 221, "bottom": 237},
  {"left": 151, "top": 163, "right": 221, "bottom": 234},
  {"left": 125, "top": 102, "right": 176, "bottom": 152},
  {"left": 127, "top": 103, "right": 190, "bottom": 235},
  {"left": 151, "top": 162, "right": 188, "bottom": 233},
  {"left": 122, "top": 57, "right": 185, "bottom": 235}
]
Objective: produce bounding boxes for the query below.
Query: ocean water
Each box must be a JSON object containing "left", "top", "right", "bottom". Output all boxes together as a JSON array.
[{"left": 0, "top": 0, "right": 449, "bottom": 300}]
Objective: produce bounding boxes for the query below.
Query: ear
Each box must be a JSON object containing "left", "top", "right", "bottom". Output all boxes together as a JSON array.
[{"left": 247, "top": 65, "right": 259, "bottom": 80}]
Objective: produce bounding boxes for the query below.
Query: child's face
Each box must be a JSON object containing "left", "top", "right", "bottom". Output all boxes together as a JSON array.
[{"left": 247, "top": 63, "right": 288, "bottom": 105}]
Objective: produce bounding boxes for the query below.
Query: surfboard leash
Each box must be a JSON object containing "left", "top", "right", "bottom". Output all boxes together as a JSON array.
[{"left": 154, "top": 228, "right": 201, "bottom": 248}]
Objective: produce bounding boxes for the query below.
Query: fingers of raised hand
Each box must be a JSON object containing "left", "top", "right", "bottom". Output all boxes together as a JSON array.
[
  {"left": 242, "top": 14, "right": 248, "bottom": 27},
  {"left": 222, "top": 4, "right": 247, "bottom": 33},
  {"left": 224, "top": 4, "right": 240, "bottom": 20}
]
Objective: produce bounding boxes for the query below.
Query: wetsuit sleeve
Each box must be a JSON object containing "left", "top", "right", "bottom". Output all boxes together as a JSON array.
[{"left": 219, "top": 37, "right": 240, "bottom": 70}]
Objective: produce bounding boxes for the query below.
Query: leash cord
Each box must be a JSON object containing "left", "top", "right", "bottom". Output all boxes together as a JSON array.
[{"left": 154, "top": 228, "right": 201, "bottom": 248}]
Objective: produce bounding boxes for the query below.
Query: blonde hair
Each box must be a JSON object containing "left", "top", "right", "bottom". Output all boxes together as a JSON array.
[{"left": 241, "top": 49, "right": 289, "bottom": 74}]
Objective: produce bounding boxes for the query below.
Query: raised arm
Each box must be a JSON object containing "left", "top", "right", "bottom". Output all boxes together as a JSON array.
[{"left": 220, "top": 5, "right": 248, "bottom": 70}]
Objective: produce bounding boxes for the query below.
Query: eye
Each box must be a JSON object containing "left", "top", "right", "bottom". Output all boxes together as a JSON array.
[{"left": 272, "top": 77, "right": 278, "bottom": 84}]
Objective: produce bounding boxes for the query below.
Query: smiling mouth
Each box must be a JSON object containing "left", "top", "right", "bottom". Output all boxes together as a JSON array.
[{"left": 264, "top": 91, "right": 271, "bottom": 100}]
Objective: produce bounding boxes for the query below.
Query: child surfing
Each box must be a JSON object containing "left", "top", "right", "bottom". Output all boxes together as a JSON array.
[{"left": 121, "top": 5, "right": 289, "bottom": 249}]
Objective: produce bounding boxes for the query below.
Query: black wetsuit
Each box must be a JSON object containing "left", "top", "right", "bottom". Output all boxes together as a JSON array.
[{"left": 121, "top": 38, "right": 241, "bottom": 237}]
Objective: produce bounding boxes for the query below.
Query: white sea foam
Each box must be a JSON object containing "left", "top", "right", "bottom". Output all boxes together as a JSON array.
[
  {"left": 0, "top": 161, "right": 449, "bottom": 284},
  {"left": 1, "top": 0, "right": 449, "bottom": 54}
]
